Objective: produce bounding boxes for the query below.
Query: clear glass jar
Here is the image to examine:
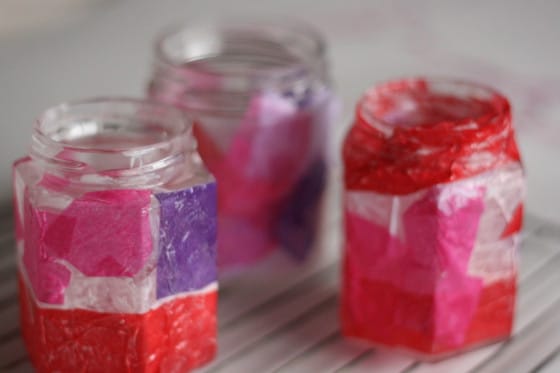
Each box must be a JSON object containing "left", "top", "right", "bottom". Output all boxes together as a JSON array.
[
  {"left": 148, "top": 20, "right": 337, "bottom": 274},
  {"left": 13, "top": 98, "right": 218, "bottom": 372},
  {"left": 342, "top": 78, "right": 526, "bottom": 358}
]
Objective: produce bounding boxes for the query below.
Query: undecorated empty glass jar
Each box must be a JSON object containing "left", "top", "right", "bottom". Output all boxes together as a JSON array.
[
  {"left": 148, "top": 20, "right": 337, "bottom": 273},
  {"left": 13, "top": 98, "right": 218, "bottom": 372}
]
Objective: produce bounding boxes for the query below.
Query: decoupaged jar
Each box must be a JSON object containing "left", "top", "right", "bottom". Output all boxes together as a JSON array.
[
  {"left": 148, "top": 21, "right": 337, "bottom": 272},
  {"left": 341, "top": 78, "right": 526, "bottom": 358},
  {"left": 13, "top": 99, "right": 218, "bottom": 372}
]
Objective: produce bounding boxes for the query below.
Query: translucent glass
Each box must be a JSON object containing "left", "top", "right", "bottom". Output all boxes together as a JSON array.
[
  {"left": 13, "top": 98, "right": 218, "bottom": 372},
  {"left": 148, "top": 20, "right": 337, "bottom": 274}
]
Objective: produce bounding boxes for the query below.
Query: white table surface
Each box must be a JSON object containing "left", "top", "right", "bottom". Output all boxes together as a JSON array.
[{"left": 0, "top": 1, "right": 559, "bottom": 372}]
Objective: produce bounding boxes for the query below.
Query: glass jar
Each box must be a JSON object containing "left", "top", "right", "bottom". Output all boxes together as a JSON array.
[
  {"left": 341, "top": 78, "right": 526, "bottom": 358},
  {"left": 148, "top": 20, "right": 337, "bottom": 273},
  {"left": 13, "top": 98, "right": 218, "bottom": 372}
]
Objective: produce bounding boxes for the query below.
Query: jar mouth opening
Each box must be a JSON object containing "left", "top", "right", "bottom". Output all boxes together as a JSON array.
[
  {"left": 31, "top": 98, "right": 196, "bottom": 182},
  {"left": 153, "top": 18, "right": 326, "bottom": 84},
  {"left": 358, "top": 77, "right": 510, "bottom": 133},
  {"left": 34, "top": 98, "right": 192, "bottom": 154}
]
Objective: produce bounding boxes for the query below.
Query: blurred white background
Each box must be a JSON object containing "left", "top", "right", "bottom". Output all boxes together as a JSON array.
[{"left": 1, "top": 0, "right": 559, "bottom": 223}]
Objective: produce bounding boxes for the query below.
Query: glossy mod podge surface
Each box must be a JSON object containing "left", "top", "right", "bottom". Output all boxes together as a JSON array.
[
  {"left": 14, "top": 100, "right": 218, "bottom": 372},
  {"left": 342, "top": 79, "right": 525, "bottom": 357}
]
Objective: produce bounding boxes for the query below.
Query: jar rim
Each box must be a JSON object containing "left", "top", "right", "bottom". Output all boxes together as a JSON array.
[
  {"left": 357, "top": 77, "right": 510, "bottom": 135},
  {"left": 30, "top": 97, "right": 197, "bottom": 184},
  {"left": 153, "top": 18, "right": 327, "bottom": 83},
  {"left": 345, "top": 78, "right": 519, "bottom": 194},
  {"left": 34, "top": 97, "right": 193, "bottom": 154}
]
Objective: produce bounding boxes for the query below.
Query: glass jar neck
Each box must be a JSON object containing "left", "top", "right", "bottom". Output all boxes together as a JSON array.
[
  {"left": 30, "top": 98, "right": 197, "bottom": 188},
  {"left": 344, "top": 78, "right": 519, "bottom": 194},
  {"left": 357, "top": 78, "right": 511, "bottom": 140},
  {"left": 149, "top": 20, "right": 329, "bottom": 114}
]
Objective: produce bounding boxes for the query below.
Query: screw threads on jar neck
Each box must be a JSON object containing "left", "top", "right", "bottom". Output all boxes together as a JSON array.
[
  {"left": 149, "top": 20, "right": 330, "bottom": 114},
  {"left": 31, "top": 98, "right": 197, "bottom": 187}
]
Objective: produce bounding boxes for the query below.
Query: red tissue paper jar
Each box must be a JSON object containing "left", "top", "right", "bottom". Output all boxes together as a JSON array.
[{"left": 341, "top": 78, "right": 526, "bottom": 358}]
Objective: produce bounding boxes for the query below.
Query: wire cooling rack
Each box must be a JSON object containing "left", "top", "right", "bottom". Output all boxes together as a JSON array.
[{"left": 1, "top": 213, "right": 559, "bottom": 373}]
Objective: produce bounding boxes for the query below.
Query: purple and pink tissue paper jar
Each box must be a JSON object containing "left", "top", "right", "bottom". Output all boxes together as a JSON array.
[
  {"left": 148, "top": 20, "right": 338, "bottom": 275},
  {"left": 14, "top": 99, "right": 218, "bottom": 372}
]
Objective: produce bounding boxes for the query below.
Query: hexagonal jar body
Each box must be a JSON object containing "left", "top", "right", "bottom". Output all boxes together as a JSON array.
[
  {"left": 341, "top": 78, "right": 526, "bottom": 358},
  {"left": 13, "top": 99, "right": 218, "bottom": 372},
  {"left": 148, "top": 20, "right": 337, "bottom": 274}
]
